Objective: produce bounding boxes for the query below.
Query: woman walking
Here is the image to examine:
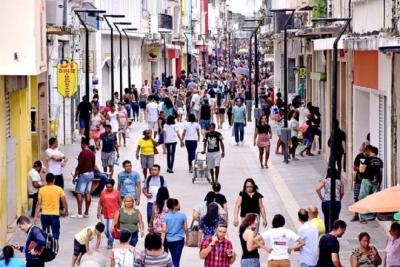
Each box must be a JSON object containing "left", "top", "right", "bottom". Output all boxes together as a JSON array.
[
  {"left": 117, "top": 102, "right": 128, "bottom": 147},
  {"left": 108, "top": 103, "right": 119, "bottom": 134},
  {"left": 113, "top": 195, "right": 144, "bottom": 247},
  {"left": 233, "top": 178, "right": 268, "bottom": 228},
  {"left": 384, "top": 222, "right": 400, "bottom": 266},
  {"left": 90, "top": 107, "right": 105, "bottom": 150},
  {"left": 315, "top": 168, "right": 344, "bottom": 232},
  {"left": 204, "top": 182, "right": 228, "bottom": 223},
  {"left": 226, "top": 94, "right": 234, "bottom": 127},
  {"left": 149, "top": 187, "right": 170, "bottom": 234},
  {"left": 136, "top": 130, "right": 158, "bottom": 179},
  {"left": 181, "top": 113, "right": 201, "bottom": 173},
  {"left": 288, "top": 110, "right": 300, "bottom": 160},
  {"left": 239, "top": 214, "right": 261, "bottom": 267},
  {"left": 216, "top": 92, "right": 226, "bottom": 129},
  {"left": 162, "top": 198, "right": 188, "bottom": 267},
  {"left": 350, "top": 232, "right": 382, "bottom": 267},
  {"left": 131, "top": 87, "right": 140, "bottom": 121},
  {"left": 157, "top": 111, "right": 167, "bottom": 154},
  {"left": 163, "top": 115, "right": 183, "bottom": 173},
  {"left": 254, "top": 114, "right": 272, "bottom": 168},
  {"left": 198, "top": 202, "right": 226, "bottom": 245},
  {"left": 162, "top": 97, "right": 176, "bottom": 118},
  {"left": 139, "top": 87, "right": 148, "bottom": 122},
  {"left": 123, "top": 88, "right": 132, "bottom": 119},
  {"left": 110, "top": 230, "right": 141, "bottom": 267}
]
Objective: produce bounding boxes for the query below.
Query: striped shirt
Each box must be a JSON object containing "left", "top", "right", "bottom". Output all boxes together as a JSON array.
[{"left": 133, "top": 251, "right": 173, "bottom": 267}]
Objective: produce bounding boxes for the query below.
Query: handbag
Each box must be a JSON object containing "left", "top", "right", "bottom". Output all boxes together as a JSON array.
[
  {"left": 112, "top": 223, "right": 121, "bottom": 239},
  {"left": 186, "top": 220, "right": 199, "bottom": 247}
]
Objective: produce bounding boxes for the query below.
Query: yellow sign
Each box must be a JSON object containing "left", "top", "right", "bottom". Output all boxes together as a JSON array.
[
  {"left": 57, "top": 60, "right": 78, "bottom": 97},
  {"left": 298, "top": 67, "right": 307, "bottom": 79}
]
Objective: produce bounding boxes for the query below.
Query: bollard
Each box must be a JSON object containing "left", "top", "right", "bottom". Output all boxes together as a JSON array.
[{"left": 280, "top": 128, "right": 292, "bottom": 164}]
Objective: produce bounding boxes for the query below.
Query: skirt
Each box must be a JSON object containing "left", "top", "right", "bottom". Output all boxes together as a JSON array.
[
  {"left": 241, "top": 258, "right": 260, "bottom": 267},
  {"left": 257, "top": 133, "right": 270, "bottom": 148}
]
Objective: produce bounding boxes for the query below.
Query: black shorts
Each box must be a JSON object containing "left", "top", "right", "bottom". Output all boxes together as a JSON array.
[
  {"left": 73, "top": 239, "right": 87, "bottom": 256},
  {"left": 219, "top": 108, "right": 226, "bottom": 114},
  {"left": 139, "top": 101, "right": 146, "bottom": 109}
]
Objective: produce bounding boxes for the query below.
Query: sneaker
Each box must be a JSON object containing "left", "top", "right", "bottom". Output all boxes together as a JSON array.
[
  {"left": 107, "top": 245, "right": 113, "bottom": 249},
  {"left": 83, "top": 214, "right": 89, "bottom": 218},
  {"left": 70, "top": 214, "right": 83, "bottom": 219}
]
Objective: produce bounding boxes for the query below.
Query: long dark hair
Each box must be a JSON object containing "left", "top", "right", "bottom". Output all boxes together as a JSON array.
[
  {"left": 202, "top": 202, "right": 219, "bottom": 226},
  {"left": 155, "top": 187, "right": 170, "bottom": 214},
  {"left": 164, "top": 97, "right": 174, "bottom": 109},
  {"left": 242, "top": 178, "right": 259, "bottom": 193},
  {"left": 2, "top": 245, "right": 14, "bottom": 265},
  {"left": 239, "top": 213, "right": 257, "bottom": 234}
]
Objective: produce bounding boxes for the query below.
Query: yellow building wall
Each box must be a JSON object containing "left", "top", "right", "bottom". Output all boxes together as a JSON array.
[
  {"left": 10, "top": 80, "right": 33, "bottom": 217},
  {"left": 0, "top": 76, "right": 7, "bottom": 245}
]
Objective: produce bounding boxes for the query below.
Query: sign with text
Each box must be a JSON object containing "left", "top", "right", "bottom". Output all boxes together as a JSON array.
[{"left": 57, "top": 60, "right": 78, "bottom": 97}]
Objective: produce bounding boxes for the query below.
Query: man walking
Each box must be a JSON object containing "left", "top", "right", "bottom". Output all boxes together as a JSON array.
[
  {"left": 316, "top": 220, "right": 347, "bottom": 267},
  {"left": 14, "top": 216, "right": 46, "bottom": 267},
  {"left": 142, "top": 165, "right": 168, "bottom": 224},
  {"left": 100, "top": 124, "right": 119, "bottom": 179},
  {"left": 146, "top": 96, "right": 160, "bottom": 138},
  {"left": 203, "top": 123, "right": 225, "bottom": 182},
  {"left": 28, "top": 160, "right": 43, "bottom": 217},
  {"left": 71, "top": 138, "right": 95, "bottom": 219},
  {"left": 351, "top": 146, "right": 369, "bottom": 221},
  {"left": 232, "top": 98, "right": 246, "bottom": 145},
  {"left": 200, "top": 224, "right": 237, "bottom": 267},
  {"left": 359, "top": 145, "right": 383, "bottom": 223},
  {"left": 190, "top": 89, "right": 201, "bottom": 119},
  {"left": 297, "top": 209, "right": 318, "bottom": 267},
  {"left": 118, "top": 160, "right": 141, "bottom": 203},
  {"left": 76, "top": 96, "right": 92, "bottom": 138},
  {"left": 34, "top": 173, "right": 68, "bottom": 240}
]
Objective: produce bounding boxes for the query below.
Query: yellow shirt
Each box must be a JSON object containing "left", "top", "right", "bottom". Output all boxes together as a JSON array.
[
  {"left": 38, "top": 185, "right": 65, "bottom": 215},
  {"left": 75, "top": 226, "right": 96, "bottom": 245},
  {"left": 310, "top": 217, "right": 326, "bottom": 235},
  {"left": 138, "top": 138, "right": 155, "bottom": 156}
]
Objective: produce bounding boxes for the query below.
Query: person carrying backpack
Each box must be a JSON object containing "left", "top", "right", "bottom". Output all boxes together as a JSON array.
[
  {"left": 142, "top": 165, "right": 168, "bottom": 225},
  {"left": 14, "top": 215, "right": 47, "bottom": 267}
]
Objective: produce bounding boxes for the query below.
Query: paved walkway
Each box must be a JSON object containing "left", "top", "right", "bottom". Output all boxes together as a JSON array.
[{"left": 10, "top": 118, "right": 388, "bottom": 267}]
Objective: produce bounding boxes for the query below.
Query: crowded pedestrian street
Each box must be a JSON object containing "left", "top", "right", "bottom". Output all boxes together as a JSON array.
[{"left": 2, "top": 0, "right": 400, "bottom": 267}]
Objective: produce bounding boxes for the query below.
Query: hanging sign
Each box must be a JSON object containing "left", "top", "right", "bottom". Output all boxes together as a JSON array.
[{"left": 57, "top": 60, "right": 78, "bottom": 97}]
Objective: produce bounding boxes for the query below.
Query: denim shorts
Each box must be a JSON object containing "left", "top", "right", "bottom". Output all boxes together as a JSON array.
[
  {"left": 75, "top": 172, "right": 94, "bottom": 194},
  {"left": 79, "top": 118, "right": 86, "bottom": 129},
  {"left": 199, "top": 119, "right": 210, "bottom": 130}
]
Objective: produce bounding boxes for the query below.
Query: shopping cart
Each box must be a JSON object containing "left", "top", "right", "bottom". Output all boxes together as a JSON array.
[{"left": 192, "top": 152, "right": 211, "bottom": 184}]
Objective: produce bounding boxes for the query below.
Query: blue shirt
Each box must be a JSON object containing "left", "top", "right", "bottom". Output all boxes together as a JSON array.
[
  {"left": 118, "top": 171, "right": 140, "bottom": 198},
  {"left": 232, "top": 105, "right": 246, "bottom": 123},
  {"left": 164, "top": 211, "right": 187, "bottom": 242},
  {"left": 0, "top": 258, "right": 25, "bottom": 267}
]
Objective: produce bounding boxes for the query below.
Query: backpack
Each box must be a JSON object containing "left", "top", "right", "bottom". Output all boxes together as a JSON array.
[
  {"left": 28, "top": 226, "right": 58, "bottom": 262},
  {"left": 146, "top": 175, "right": 165, "bottom": 189}
]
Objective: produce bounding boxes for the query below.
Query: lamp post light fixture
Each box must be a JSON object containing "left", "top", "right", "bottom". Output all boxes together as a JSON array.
[
  {"left": 122, "top": 28, "right": 138, "bottom": 91},
  {"left": 103, "top": 14, "right": 125, "bottom": 102},
  {"left": 74, "top": 9, "right": 106, "bottom": 140},
  {"left": 114, "top": 21, "right": 132, "bottom": 99},
  {"left": 312, "top": 17, "right": 351, "bottom": 232}
]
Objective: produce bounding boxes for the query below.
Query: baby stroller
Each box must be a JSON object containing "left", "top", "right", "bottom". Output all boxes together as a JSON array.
[{"left": 192, "top": 152, "right": 211, "bottom": 184}]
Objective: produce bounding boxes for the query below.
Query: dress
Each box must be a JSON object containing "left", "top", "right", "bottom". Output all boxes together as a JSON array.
[
  {"left": 351, "top": 247, "right": 379, "bottom": 267},
  {"left": 118, "top": 110, "right": 128, "bottom": 133},
  {"left": 108, "top": 111, "right": 119, "bottom": 133},
  {"left": 256, "top": 124, "right": 271, "bottom": 148}
]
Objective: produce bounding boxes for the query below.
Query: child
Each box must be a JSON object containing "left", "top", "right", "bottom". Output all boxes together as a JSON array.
[{"left": 299, "top": 120, "right": 314, "bottom": 157}]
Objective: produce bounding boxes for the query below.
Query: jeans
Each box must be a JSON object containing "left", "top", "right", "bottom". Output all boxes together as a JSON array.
[
  {"left": 130, "top": 231, "right": 139, "bottom": 247},
  {"left": 322, "top": 201, "right": 341, "bottom": 233},
  {"left": 234, "top": 122, "right": 244, "bottom": 143},
  {"left": 245, "top": 100, "right": 252, "bottom": 121},
  {"left": 147, "top": 202, "right": 153, "bottom": 224},
  {"left": 92, "top": 172, "right": 108, "bottom": 195},
  {"left": 359, "top": 179, "right": 379, "bottom": 221},
  {"left": 185, "top": 140, "right": 197, "bottom": 168},
  {"left": 27, "top": 259, "right": 45, "bottom": 267},
  {"left": 54, "top": 174, "right": 64, "bottom": 210},
  {"left": 166, "top": 142, "right": 177, "bottom": 171},
  {"left": 29, "top": 193, "right": 38, "bottom": 217},
  {"left": 125, "top": 103, "right": 132, "bottom": 118},
  {"left": 290, "top": 136, "right": 299, "bottom": 157},
  {"left": 166, "top": 239, "right": 185, "bottom": 267},
  {"left": 131, "top": 102, "right": 139, "bottom": 120},
  {"left": 102, "top": 217, "right": 114, "bottom": 247},
  {"left": 41, "top": 214, "right": 60, "bottom": 240}
]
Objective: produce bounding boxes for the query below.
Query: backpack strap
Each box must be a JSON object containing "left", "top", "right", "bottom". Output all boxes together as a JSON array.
[{"left": 160, "top": 176, "right": 165, "bottom": 187}]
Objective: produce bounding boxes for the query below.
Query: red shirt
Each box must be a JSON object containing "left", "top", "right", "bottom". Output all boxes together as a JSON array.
[
  {"left": 100, "top": 189, "right": 120, "bottom": 219},
  {"left": 76, "top": 148, "right": 95, "bottom": 174},
  {"left": 200, "top": 236, "right": 233, "bottom": 267}
]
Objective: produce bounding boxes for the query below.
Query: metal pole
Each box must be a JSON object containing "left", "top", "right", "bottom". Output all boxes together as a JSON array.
[
  {"left": 248, "top": 33, "right": 253, "bottom": 87},
  {"left": 124, "top": 30, "right": 131, "bottom": 89},
  {"left": 329, "top": 19, "right": 351, "bottom": 231},
  {"left": 228, "top": 32, "right": 231, "bottom": 67},
  {"left": 119, "top": 30, "right": 123, "bottom": 98},
  {"left": 215, "top": 37, "right": 218, "bottom": 67},
  {"left": 162, "top": 33, "right": 167, "bottom": 86},
  {"left": 103, "top": 17, "right": 115, "bottom": 102},
  {"left": 254, "top": 27, "right": 259, "bottom": 108}
]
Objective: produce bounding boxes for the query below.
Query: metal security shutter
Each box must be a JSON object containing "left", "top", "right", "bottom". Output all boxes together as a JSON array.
[
  {"left": 5, "top": 91, "right": 10, "bottom": 138},
  {"left": 378, "top": 95, "right": 387, "bottom": 188}
]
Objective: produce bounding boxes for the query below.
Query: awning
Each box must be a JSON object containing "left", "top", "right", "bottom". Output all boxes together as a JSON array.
[
  {"left": 166, "top": 45, "right": 181, "bottom": 59},
  {"left": 313, "top": 37, "right": 345, "bottom": 51}
]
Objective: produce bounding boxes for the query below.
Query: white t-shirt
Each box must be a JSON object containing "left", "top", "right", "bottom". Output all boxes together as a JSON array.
[
  {"left": 46, "top": 148, "right": 64, "bottom": 175},
  {"left": 164, "top": 124, "right": 178, "bottom": 144},
  {"left": 191, "top": 94, "right": 201, "bottom": 111},
  {"left": 184, "top": 122, "right": 200, "bottom": 141},
  {"left": 298, "top": 107, "right": 310, "bottom": 125},
  {"left": 298, "top": 222, "right": 318, "bottom": 266},
  {"left": 261, "top": 227, "right": 300, "bottom": 260},
  {"left": 288, "top": 119, "right": 299, "bottom": 137},
  {"left": 28, "top": 168, "right": 42, "bottom": 195},
  {"left": 108, "top": 111, "right": 119, "bottom": 133},
  {"left": 146, "top": 102, "right": 159, "bottom": 122}
]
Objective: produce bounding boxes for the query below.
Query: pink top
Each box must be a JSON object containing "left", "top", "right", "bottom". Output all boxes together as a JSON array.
[
  {"left": 117, "top": 110, "right": 128, "bottom": 126},
  {"left": 386, "top": 237, "right": 400, "bottom": 266}
]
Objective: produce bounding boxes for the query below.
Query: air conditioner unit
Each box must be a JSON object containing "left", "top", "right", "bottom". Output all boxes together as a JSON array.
[{"left": 46, "top": 0, "right": 64, "bottom": 26}]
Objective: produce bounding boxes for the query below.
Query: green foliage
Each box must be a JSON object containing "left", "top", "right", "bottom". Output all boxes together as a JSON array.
[{"left": 312, "top": 0, "right": 327, "bottom": 18}]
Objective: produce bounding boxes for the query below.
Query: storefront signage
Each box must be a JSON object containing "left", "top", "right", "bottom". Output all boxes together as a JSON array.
[
  {"left": 298, "top": 67, "right": 307, "bottom": 79},
  {"left": 310, "top": 72, "right": 326, "bottom": 81},
  {"left": 57, "top": 60, "right": 78, "bottom": 97}
]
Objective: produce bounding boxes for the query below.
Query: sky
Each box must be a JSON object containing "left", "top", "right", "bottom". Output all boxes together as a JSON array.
[{"left": 227, "top": 0, "right": 263, "bottom": 16}]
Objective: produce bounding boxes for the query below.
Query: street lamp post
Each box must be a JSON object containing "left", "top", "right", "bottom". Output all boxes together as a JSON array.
[
  {"left": 159, "top": 32, "right": 169, "bottom": 86},
  {"left": 183, "top": 32, "right": 192, "bottom": 74},
  {"left": 122, "top": 28, "right": 138, "bottom": 91},
  {"left": 313, "top": 17, "right": 351, "bottom": 231},
  {"left": 114, "top": 22, "right": 132, "bottom": 100},
  {"left": 74, "top": 9, "right": 106, "bottom": 139},
  {"left": 103, "top": 14, "right": 125, "bottom": 103}
]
